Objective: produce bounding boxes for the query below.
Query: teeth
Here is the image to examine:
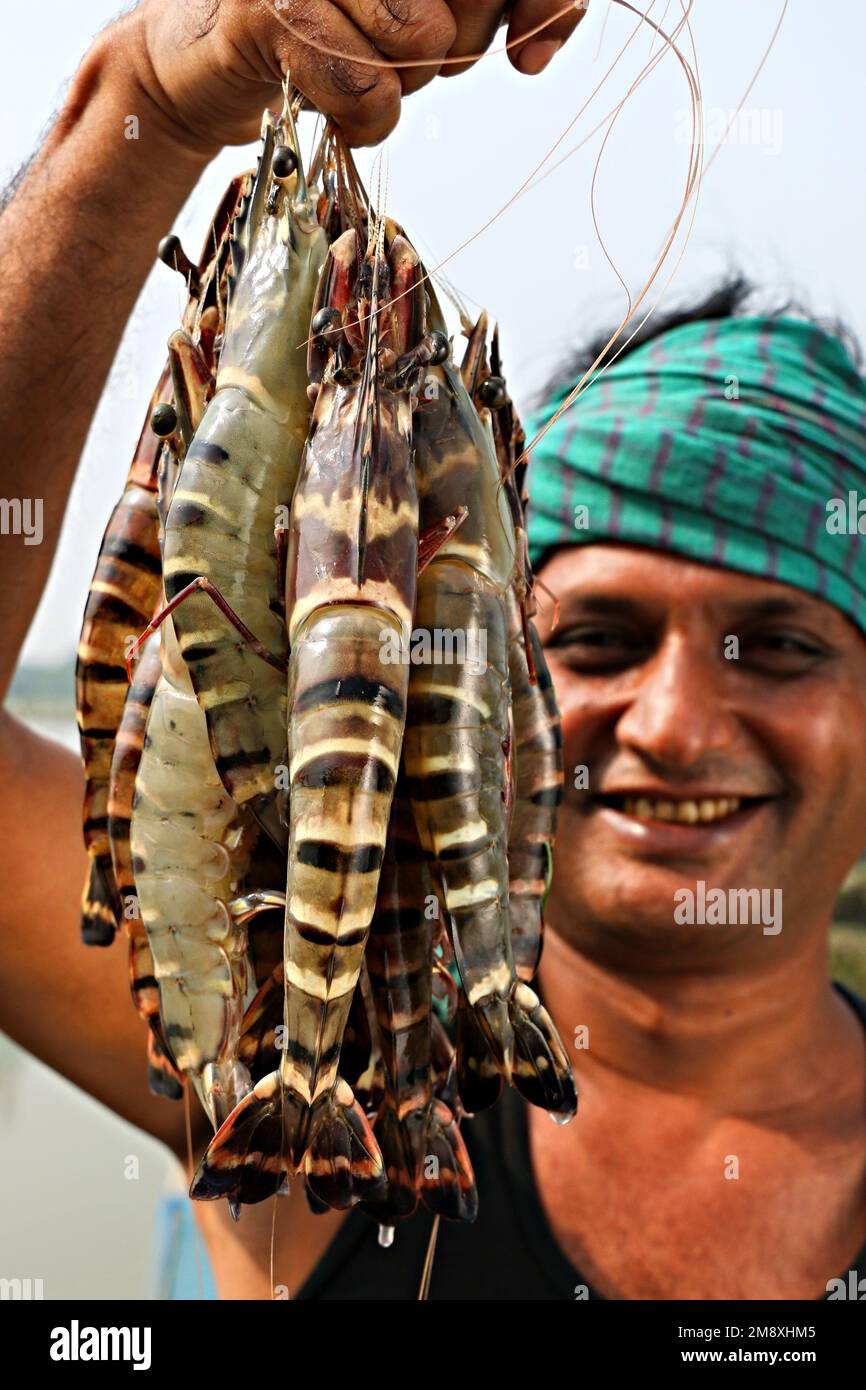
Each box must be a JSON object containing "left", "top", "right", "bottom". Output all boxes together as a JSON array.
[{"left": 621, "top": 796, "right": 742, "bottom": 824}]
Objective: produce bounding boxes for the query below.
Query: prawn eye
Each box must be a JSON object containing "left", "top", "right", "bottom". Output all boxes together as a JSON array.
[
  {"left": 151, "top": 402, "right": 178, "bottom": 437},
  {"left": 157, "top": 234, "right": 181, "bottom": 267},
  {"left": 272, "top": 145, "right": 298, "bottom": 180},
  {"left": 311, "top": 307, "right": 342, "bottom": 339},
  {"left": 425, "top": 331, "right": 450, "bottom": 366},
  {"left": 479, "top": 376, "right": 508, "bottom": 409},
  {"left": 157, "top": 234, "right": 200, "bottom": 293}
]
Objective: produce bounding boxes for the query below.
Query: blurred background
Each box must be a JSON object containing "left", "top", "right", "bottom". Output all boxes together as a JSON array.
[{"left": 2, "top": 0, "right": 864, "bottom": 1298}]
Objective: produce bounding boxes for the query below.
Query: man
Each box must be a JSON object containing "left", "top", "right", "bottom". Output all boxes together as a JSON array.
[
  {"left": 245, "top": 284, "right": 866, "bottom": 1301},
  {"left": 0, "top": 2, "right": 863, "bottom": 1300}
]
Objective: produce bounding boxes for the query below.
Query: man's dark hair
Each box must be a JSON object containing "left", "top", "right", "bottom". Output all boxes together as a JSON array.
[{"left": 535, "top": 273, "right": 863, "bottom": 409}]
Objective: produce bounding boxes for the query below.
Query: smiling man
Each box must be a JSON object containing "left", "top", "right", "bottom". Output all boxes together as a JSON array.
[
  {"left": 514, "top": 287, "right": 866, "bottom": 1300},
  {"left": 255, "top": 287, "right": 866, "bottom": 1300},
  {"left": 242, "top": 287, "right": 866, "bottom": 1301}
]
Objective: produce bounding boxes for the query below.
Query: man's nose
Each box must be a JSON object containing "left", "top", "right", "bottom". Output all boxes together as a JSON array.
[{"left": 613, "top": 634, "right": 740, "bottom": 770}]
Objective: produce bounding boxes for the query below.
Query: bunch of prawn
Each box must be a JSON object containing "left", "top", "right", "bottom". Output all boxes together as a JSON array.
[
  {"left": 77, "top": 0, "right": 772, "bottom": 1255},
  {"left": 76, "top": 96, "right": 574, "bottom": 1240}
]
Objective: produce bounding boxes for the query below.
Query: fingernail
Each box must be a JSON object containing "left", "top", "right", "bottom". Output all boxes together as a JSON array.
[{"left": 517, "top": 39, "right": 563, "bottom": 76}]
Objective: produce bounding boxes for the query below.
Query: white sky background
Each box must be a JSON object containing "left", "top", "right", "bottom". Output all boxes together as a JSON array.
[{"left": 4, "top": 0, "right": 864, "bottom": 668}]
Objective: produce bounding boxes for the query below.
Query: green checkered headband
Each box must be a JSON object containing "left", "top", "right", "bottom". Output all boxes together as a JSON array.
[{"left": 524, "top": 315, "right": 866, "bottom": 635}]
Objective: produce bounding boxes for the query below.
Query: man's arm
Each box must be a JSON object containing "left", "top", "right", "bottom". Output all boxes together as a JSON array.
[
  {"left": 0, "top": 21, "right": 212, "bottom": 1154},
  {"left": 0, "top": 713, "right": 199, "bottom": 1147}
]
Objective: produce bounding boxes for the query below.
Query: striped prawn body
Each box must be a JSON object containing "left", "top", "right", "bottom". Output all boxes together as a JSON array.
[
  {"left": 130, "top": 609, "right": 257, "bottom": 1130},
  {"left": 462, "top": 318, "right": 564, "bottom": 982},
  {"left": 129, "top": 255, "right": 266, "bottom": 1130},
  {"left": 363, "top": 781, "right": 477, "bottom": 1225},
  {"left": 107, "top": 631, "right": 183, "bottom": 1099},
  {"left": 76, "top": 176, "right": 245, "bottom": 947},
  {"left": 75, "top": 375, "right": 167, "bottom": 944},
  {"left": 406, "top": 292, "right": 576, "bottom": 1121},
  {"left": 96, "top": 185, "right": 246, "bottom": 1095},
  {"left": 192, "top": 222, "right": 431, "bottom": 1210},
  {"left": 503, "top": 592, "right": 563, "bottom": 980},
  {"left": 163, "top": 111, "right": 327, "bottom": 838}
]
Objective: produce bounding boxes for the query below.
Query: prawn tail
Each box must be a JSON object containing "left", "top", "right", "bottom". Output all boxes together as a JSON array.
[
  {"left": 362, "top": 1104, "right": 420, "bottom": 1224},
  {"left": 191, "top": 1071, "right": 287, "bottom": 1206},
  {"left": 455, "top": 991, "right": 503, "bottom": 1115},
  {"left": 508, "top": 981, "right": 578, "bottom": 1121},
  {"left": 80, "top": 855, "right": 120, "bottom": 946},
  {"left": 146, "top": 1031, "right": 184, "bottom": 1101},
  {"left": 417, "top": 1100, "right": 478, "bottom": 1223},
  {"left": 362, "top": 1099, "right": 477, "bottom": 1226},
  {"left": 191, "top": 1072, "right": 386, "bottom": 1210},
  {"left": 300, "top": 1081, "right": 387, "bottom": 1212}
]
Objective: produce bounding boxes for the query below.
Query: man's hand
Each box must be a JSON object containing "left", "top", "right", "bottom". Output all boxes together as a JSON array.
[
  {"left": 124, "top": 0, "right": 587, "bottom": 153},
  {"left": 444, "top": 1, "right": 587, "bottom": 80}
]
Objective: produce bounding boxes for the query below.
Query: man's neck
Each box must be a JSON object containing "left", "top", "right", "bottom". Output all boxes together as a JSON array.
[{"left": 536, "top": 918, "right": 863, "bottom": 1119}]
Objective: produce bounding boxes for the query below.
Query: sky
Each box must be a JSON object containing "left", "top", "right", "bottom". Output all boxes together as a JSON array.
[{"left": 3, "top": 0, "right": 864, "bottom": 667}]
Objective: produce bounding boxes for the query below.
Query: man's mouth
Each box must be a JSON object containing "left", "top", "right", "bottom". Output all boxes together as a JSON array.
[{"left": 592, "top": 793, "right": 768, "bottom": 826}]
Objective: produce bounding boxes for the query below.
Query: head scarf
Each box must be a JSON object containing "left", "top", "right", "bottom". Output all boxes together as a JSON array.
[{"left": 524, "top": 315, "right": 866, "bottom": 635}]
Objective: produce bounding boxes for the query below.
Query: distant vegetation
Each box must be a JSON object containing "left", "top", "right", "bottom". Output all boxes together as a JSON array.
[
  {"left": 832, "top": 861, "right": 866, "bottom": 997},
  {"left": 6, "top": 659, "right": 76, "bottom": 718}
]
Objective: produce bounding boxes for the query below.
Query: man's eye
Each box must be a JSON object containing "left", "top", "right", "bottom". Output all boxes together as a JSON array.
[
  {"left": 555, "top": 628, "right": 620, "bottom": 646},
  {"left": 739, "top": 630, "right": 827, "bottom": 671},
  {"left": 546, "top": 627, "right": 648, "bottom": 669}
]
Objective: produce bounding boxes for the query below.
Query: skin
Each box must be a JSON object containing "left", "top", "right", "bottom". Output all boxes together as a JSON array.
[{"left": 2, "top": 0, "right": 864, "bottom": 1299}]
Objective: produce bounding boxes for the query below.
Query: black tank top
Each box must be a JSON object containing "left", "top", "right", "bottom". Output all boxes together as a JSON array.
[{"left": 296, "top": 982, "right": 866, "bottom": 1300}]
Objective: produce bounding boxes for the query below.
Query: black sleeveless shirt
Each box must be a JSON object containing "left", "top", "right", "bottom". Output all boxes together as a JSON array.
[{"left": 297, "top": 982, "right": 866, "bottom": 1300}]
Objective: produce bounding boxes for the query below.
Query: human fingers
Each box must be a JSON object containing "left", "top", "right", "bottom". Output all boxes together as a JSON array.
[
  {"left": 438, "top": 1, "right": 510, "bottom": 79},
  {"left": 330, "top": 0, "right": 457, "bottom": 97},
  {"left": 264, "top": 0, "right": 405, "bottom": 146},
  {"left": 506, "top": 0, "right": 588, "bottom": 76},
  {"left": 135, "top": 0, "right": 404, "bottom": 151}
]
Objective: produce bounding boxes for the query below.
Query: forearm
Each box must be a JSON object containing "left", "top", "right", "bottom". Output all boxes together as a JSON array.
[
  {"left": 0, "top": 713, "right": 191, "bottom": 1151},
  {"left": 0, "top": 16, "right": 208, "bottom": 697}
]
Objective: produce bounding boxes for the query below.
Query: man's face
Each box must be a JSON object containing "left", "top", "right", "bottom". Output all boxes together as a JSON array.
[{"left": 534, "top": 544, "right": 866, "bottom": 965}]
